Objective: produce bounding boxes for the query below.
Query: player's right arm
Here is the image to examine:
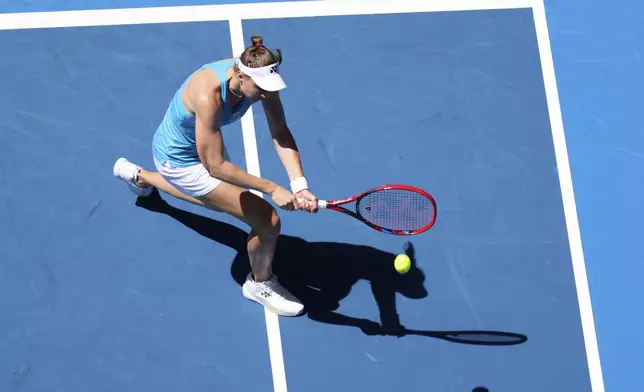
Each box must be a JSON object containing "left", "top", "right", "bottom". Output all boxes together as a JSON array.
[
  {"left": 192, "top": 89, "right": 272, "bottom": 194},
  {"left": 191, "top": 81, "right": 298, "bottom": 209}
]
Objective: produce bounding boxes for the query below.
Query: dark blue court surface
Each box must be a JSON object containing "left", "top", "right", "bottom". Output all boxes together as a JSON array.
[
  {"left": 247, "top": 9, "right": 590, "bottom": 392},
  {"left": 0, "top": 3, "right": 604, "bottom": 392},
  {"left": 0, "top": 21, "right": 277, "bottom": 391}
]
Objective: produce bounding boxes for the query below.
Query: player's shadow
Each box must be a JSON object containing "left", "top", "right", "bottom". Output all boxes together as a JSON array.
[{"left": 136, "top": 190, "right": 527, "bottom": 346}]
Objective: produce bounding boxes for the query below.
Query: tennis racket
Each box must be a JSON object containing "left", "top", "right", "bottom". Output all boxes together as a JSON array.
[{"left": 300, "top": 184, "right": 437, "bottom": 235}]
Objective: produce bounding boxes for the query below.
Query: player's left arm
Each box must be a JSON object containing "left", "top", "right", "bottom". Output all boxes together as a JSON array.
[{"left": 262, "top": 91, "right": 318, "bottom": 213}]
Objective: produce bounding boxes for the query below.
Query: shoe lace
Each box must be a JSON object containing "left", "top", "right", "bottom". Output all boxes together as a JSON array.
[{"left": 265, "top": 278, "right": 293, "bottom": 300}]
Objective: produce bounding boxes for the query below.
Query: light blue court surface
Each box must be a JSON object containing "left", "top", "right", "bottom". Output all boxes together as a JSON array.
[
  {"left": 0, "top": 1, "right": 642, "bottom": 392},
  {"left": 0, "top": 0, "right": 300, "bottom": 13}
]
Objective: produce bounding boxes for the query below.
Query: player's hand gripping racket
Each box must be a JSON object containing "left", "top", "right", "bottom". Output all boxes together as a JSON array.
[{"left": 301, "top": 184, "right": 437, "bottom": 235}]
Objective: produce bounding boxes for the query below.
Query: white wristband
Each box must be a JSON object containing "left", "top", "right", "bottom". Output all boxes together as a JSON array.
[{"left": 290, "top": 176, "right": 308, "bottom": 194}]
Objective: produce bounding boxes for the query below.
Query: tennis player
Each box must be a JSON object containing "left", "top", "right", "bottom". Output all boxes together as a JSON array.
[{"left": 113, "top": 36, "right": 316, "bottom": 317}]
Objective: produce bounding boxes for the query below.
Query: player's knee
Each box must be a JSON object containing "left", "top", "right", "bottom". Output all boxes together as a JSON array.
[
  {"left": 240, "top": 191, "right": 281, "bottom": 238},
  {"left": 251, "top": 202, "right": 281, "bottom": 239},
  {"left": 263, "top": 208, "right": 281, "bottom": 238}
]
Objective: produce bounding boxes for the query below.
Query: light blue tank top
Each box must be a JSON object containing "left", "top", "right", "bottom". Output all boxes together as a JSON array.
[{"left": 152, "top": 59, "right": 252, "bottom": 168}]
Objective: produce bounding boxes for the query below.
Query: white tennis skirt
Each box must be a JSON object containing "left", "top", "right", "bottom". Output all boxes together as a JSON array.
[{"left": 154, "top": 157, "right": 222, "bottom": 198}]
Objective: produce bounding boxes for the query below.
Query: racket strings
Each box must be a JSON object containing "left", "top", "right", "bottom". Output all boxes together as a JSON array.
[{"left": 357, "top": 189, "right": 434, "bottom": 231}]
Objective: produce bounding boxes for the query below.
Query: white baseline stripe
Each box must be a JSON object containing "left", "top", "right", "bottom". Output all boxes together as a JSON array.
[
  {"left": 229, "top": 18, "right": 288, "bottom": 392},
  {"left": 531, "top": 1, "right": 604, "bottom": 391},
  {"left": 0, "top": 0, "right": 532, "bottom": 30}
]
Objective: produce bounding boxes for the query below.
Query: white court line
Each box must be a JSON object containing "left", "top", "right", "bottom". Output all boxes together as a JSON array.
[
  {"left": 530, "top": 2, "right": 604, "bottom": 391},
  {"left": 0, "top": 0, "right": 604, "bottom": 391},
  {"left": 229, "top": 18, "right": 289, "bottom": 392},
  {"left": 0, "top": 0, "right": 531, "bottom": 30}
]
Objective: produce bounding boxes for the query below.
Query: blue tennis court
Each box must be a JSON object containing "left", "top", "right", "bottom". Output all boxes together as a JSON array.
[{"left": 1, "top": 1, "right": 641, "bottom": 391}]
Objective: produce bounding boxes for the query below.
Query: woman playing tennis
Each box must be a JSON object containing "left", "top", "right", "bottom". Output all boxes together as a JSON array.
[{"left": 113, "top": 35, "right": 316, "bottom": 317}]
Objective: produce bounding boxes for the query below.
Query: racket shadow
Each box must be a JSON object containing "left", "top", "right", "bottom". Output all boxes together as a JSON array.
[{"left": 135, "top": 190, "right": 527, "bottom": 347}]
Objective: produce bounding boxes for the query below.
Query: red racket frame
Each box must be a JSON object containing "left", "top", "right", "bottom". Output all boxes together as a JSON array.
[{"left": 319, "top": 184, "right": 437, "bottom": 235}]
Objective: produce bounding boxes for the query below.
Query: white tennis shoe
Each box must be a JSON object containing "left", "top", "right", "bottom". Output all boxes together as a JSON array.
[
  {"left": 113, "top": 157, "right": 153, "bottom": 197},
  {"left": 242, "top": 273, "right": 304, "bottom": 317}
]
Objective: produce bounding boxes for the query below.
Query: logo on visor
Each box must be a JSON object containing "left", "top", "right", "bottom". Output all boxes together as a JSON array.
[{"left": 270, "top": 65, "right": 278, "bottom": 74}]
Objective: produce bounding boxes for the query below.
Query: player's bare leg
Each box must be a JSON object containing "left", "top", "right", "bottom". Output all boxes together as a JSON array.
[{"left": 113, "top": 157, "right": 303, "bottom": 316}]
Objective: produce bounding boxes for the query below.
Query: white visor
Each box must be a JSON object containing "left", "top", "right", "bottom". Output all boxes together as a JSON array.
[{"left": 236, "top": 59, "right": 286, "bottom": 92}]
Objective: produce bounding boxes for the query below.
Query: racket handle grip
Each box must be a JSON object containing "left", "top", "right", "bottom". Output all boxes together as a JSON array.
[{"left": 296, "top": 198, "right": 328, "bottom": 209}]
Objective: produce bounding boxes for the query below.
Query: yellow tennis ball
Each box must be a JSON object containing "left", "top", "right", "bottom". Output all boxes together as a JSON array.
[{"left": 394, "top": 254, "right": 411, "bottom": 274}]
